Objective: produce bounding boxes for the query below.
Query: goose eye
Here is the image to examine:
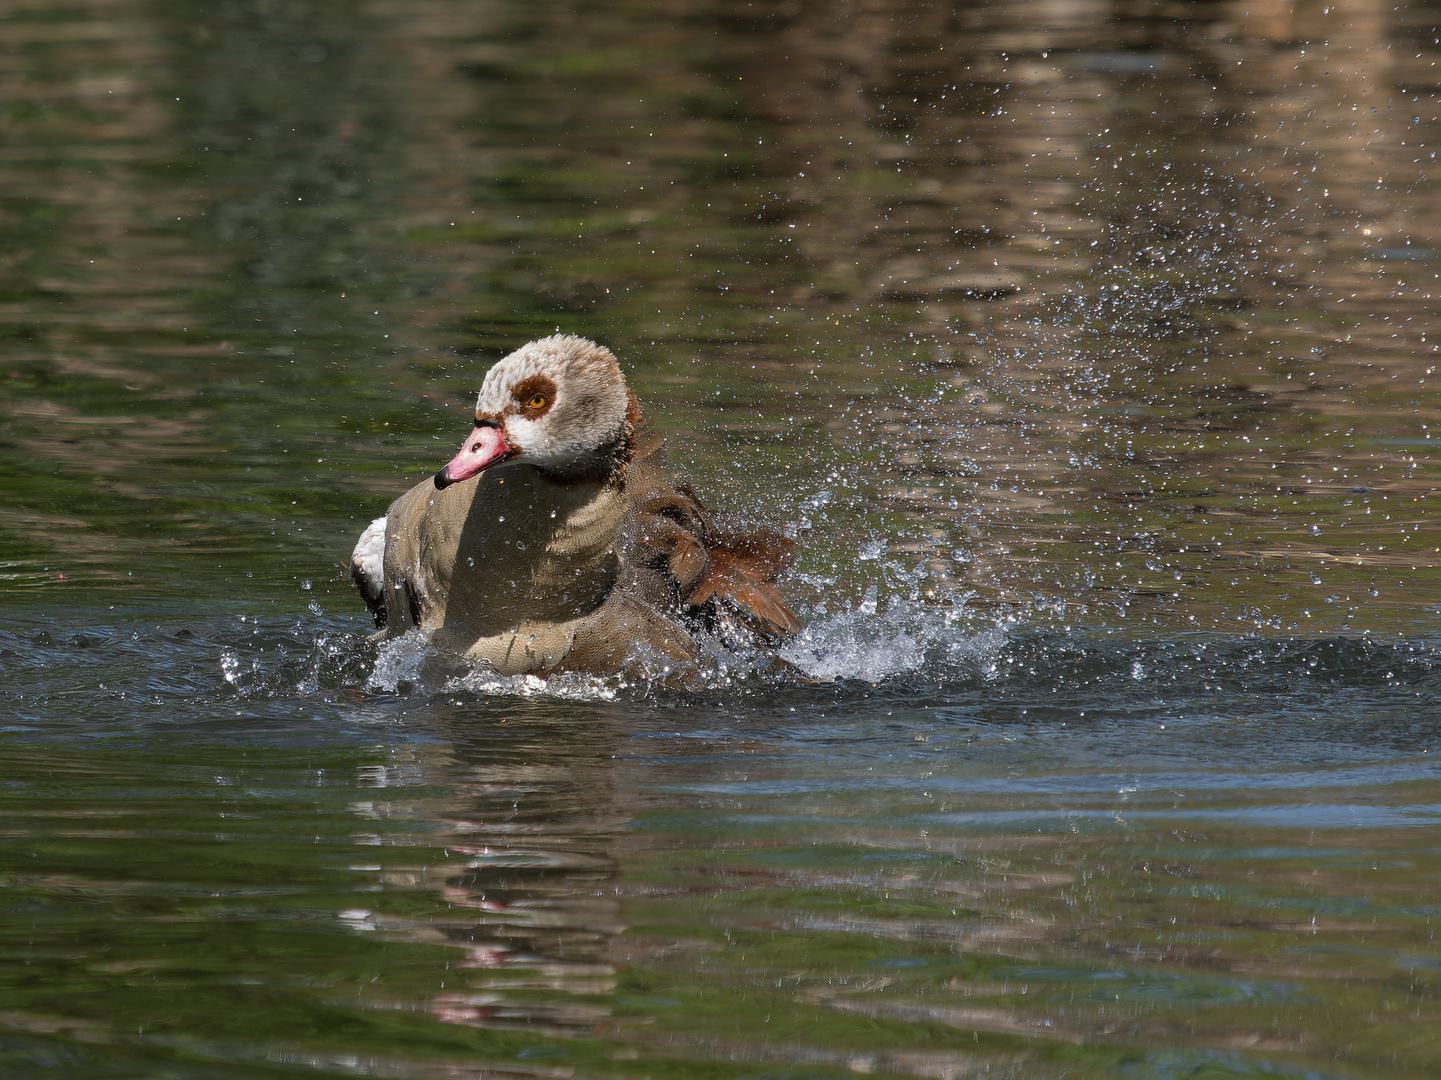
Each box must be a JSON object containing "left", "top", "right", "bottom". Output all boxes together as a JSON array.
[{"left": 526, "top": 394, "right": 547, "bottom": 409}]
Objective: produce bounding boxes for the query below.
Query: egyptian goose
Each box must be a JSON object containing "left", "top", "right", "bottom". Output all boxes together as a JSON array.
[{"left": 349, "top": 335, "right": 800, "bottom": 675}]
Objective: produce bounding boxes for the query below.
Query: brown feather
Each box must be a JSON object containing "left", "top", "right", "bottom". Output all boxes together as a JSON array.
[
  {"left": 725, "top": 579, "right": 802, "bottom": 639},
  {"left": 666, "top": 533, "right": 710, "bottom": 597},
  {"left": 707, "top": 525, "right": 796, "bottom": 581},
  {"left": 683, "top": 546, "right": 801, "bottom": 640},
  {"left": 620, "top": 423, "right": 800, "bottom": 643}
]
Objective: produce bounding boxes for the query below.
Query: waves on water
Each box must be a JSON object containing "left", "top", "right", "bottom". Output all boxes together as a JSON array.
[{"left": 4, "top": 595, "right": 1440, "bottom": 722}]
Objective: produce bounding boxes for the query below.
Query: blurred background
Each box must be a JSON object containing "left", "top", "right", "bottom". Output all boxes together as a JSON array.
[{"left": 1, "top": 0, "right": 1437, "bottom": 630}]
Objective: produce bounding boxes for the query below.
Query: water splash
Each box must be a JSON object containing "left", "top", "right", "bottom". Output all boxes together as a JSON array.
[
  {"left": 356, "top": 592, "right": 1010, "bottom": 698},
  {"left": 783, "top": 598, "right": 1007, "bottom": 683},
  {"left": 366, "top": 628, "right": 624, "bottom": 700},
  {"left": 366, "top": 627, "right": 432, "bottom": 694}
]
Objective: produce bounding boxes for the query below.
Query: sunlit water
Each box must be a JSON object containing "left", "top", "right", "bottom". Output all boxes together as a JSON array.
[{"left": 3, "top": 0, "right": 1441, "bottom": 1077}]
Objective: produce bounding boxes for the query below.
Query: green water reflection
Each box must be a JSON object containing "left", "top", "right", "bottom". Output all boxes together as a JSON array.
[
  {"left": 2, "top": 0, "right": 1438, "bottom": 630},
  {"left": 4, "top": 688, "right": 1440, "bottom": 1079}
]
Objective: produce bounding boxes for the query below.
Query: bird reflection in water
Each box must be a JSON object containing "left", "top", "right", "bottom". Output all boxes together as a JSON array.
[{"left": 368, "top": 708, "right": 627, "bottom": 1038}]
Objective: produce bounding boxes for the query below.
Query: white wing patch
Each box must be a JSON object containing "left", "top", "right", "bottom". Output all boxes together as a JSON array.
[{"left": 350, "top": 516, "right": 388, "bottom": 610}]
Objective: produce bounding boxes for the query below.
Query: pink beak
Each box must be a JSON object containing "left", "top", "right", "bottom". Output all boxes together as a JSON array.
[{"left": 434, "top": 420, "right": 515, "bottom": 489}]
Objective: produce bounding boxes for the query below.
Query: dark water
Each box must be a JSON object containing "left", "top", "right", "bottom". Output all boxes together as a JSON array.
[{"left": 3, "top": 0, "right": 1441, "bottom": 1076}]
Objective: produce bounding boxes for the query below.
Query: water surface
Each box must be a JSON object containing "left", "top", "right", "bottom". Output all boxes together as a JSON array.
[{"left": 2, "top": 1, "right": 1440, "bottom": 1077}]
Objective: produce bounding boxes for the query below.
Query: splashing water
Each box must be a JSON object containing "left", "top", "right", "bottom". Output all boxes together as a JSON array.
[
  {"left": 366, "top": 629, "right": 624, "bottom": 700},
  {"left": 783, "top": 599, "right": 1007, "bottom": 684},
  {"left": 358, "top": 593, "right": 1009, "bottom": 698}
]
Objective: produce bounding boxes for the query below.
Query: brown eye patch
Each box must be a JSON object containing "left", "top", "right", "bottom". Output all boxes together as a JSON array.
[{"left": 512, "top": 374, "right": 557, "bottom": 420}]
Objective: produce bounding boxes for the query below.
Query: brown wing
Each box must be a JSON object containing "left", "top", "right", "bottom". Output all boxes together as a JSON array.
[
  {"left": 681, "top": 525, "right": 800, "bottom": 640},
  {"left": 622, "top": 427, "right": 800, "bottom": 643}
]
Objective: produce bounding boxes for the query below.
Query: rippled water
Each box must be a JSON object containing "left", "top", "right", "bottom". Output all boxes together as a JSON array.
[{"left": 3, "top": 0, "right": 1441, "bottom": 1076}]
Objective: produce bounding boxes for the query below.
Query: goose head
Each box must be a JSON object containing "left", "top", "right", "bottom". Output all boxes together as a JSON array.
[{"left": 434, "top": 335, "right": 633, "bottom": 488}]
